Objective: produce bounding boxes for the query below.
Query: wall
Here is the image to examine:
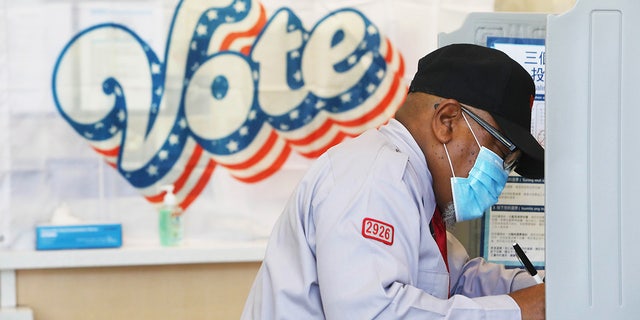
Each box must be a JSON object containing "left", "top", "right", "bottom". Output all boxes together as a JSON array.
[
  {"left": 497, "top": 0, "right": 576, "bottom": 12},
  {"left": 17, "top": 262, "right": 261, "bottom": 320}
]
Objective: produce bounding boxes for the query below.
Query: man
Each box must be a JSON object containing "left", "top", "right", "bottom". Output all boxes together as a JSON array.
[{"left": 242, "top": 44, "right": 545, "bottom": 320}]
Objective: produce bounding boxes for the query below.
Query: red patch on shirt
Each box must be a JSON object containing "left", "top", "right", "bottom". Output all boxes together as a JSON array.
[{"left": 362, "top": 218, "right": 394, "bottom": 245}]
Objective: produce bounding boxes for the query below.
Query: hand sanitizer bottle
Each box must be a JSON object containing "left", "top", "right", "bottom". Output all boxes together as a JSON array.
[{"left": 158, "top": 185, "right": 183, "bottom": 246}]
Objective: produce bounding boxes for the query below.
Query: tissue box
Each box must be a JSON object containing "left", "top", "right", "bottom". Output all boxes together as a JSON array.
[{"left": 36, "top": 223, "right": 122, "bottom": 250}]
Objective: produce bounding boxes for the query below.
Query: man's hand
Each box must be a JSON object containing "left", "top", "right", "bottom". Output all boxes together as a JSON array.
[{"left": 509, "top": 283, "right": 545, "bottom": 320}]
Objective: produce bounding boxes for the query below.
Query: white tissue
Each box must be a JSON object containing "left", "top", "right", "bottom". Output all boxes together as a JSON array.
[{"left": 50, "top": 202, "right": 82, "bottom": 225}]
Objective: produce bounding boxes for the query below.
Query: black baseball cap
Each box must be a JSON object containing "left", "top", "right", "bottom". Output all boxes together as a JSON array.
[{"left": 409, "top": 43, "right": 544, "bottom": 179}]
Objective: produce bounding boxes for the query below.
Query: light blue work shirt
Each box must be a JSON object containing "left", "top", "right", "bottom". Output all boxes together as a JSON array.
[{"left": 242, "top": 119, "right": 539, "bottom": 319}]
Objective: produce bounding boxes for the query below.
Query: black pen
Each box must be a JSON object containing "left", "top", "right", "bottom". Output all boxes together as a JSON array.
[{"left": 512, "top": 242, "right": 543, "bottom": 284}]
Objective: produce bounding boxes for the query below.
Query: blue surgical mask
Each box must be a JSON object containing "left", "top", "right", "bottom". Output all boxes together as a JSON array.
[{"left": 443, "top": 114, "right": 509, "bottom": 222}]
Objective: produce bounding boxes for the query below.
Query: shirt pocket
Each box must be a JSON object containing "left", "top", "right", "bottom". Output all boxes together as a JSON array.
[{"left": 417, "top": 269, "right": 450, "bottom": 299}]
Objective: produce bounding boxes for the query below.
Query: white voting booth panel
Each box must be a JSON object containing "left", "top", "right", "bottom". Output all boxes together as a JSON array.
[{"left": 546, "top": 0, "right": 640, "bottom": 319}]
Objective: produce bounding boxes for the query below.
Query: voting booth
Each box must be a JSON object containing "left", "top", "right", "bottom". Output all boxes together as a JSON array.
[
  {"left": 443, "top": 0, "right": 640, "bottom": 318},
  {"left": 545, "top": 0, "right": 640, "bottom": 318}
]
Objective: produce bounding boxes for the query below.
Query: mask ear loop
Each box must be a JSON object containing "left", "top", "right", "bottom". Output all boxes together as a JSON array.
[
  {"left": 443, "top": 111, "right": 482, "bottom": 178},
  {"left": 443, "top": 144, "right": 456, "bottom": 177},
  {"left": 461, "top": 112, "right": 481, "bottom": 149}
]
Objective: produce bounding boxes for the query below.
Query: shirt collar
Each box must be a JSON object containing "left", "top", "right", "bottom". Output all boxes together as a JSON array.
[{"left": 378, "top": 118, "right": 432, "bottom": 185}]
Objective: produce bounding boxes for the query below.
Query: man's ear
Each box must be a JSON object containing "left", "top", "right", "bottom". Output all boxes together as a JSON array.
[{"left": 431, "top": 99, "right": 461, "bottom": 144}]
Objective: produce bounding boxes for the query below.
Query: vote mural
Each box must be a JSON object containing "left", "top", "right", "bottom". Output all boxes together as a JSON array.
[{"left": 52, "top": 0, "right": 405, "bottom": 210}]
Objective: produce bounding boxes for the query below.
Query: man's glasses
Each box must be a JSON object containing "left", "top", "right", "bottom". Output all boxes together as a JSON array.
[{"left": 459, "top": 106, "right": 520, "bottom": 172}]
